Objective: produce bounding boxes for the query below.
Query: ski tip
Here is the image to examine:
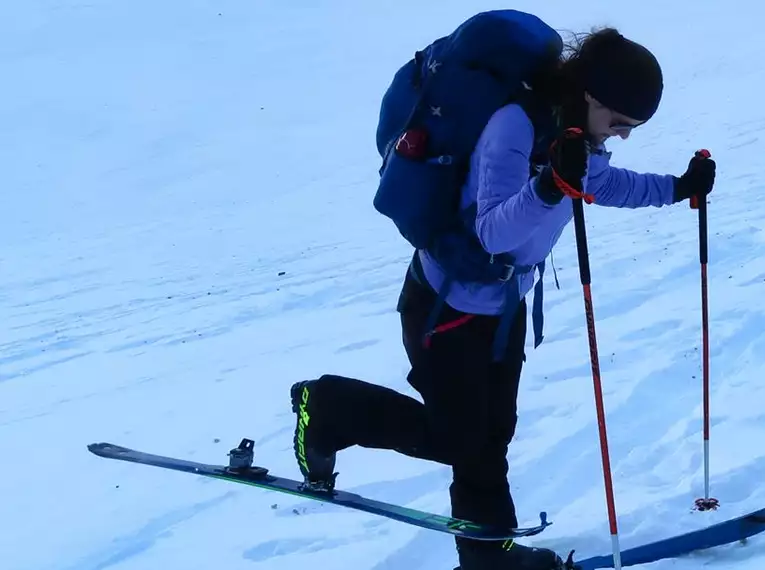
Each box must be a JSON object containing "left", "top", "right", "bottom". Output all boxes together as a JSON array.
[
  {"left": 87, "top": 442, "right": 110, "bottom": 457},
  {"left": 87, "top": 442, "right": 131, "bottom": 457}
]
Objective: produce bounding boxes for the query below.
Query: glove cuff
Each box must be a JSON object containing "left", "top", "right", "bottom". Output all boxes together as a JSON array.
[{"left": 671, "top": 175, "right": 686, "bottom": 204}]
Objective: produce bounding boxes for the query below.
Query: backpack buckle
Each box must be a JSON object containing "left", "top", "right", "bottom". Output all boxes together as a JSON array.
[
  {"left": 499, "top": 264, "right": 515, "bottom": 282},
  {"left": 490, "top": 255, "right": 516, "bottom": 282}
]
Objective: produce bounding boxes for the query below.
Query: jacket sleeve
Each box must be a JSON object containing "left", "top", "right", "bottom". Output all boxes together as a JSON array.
[
  {"left": 473, "top": 105, "right": 559, "bottom": 255},
  {"left": 587, "top": 153, "right": 677, "bottom": 208}
]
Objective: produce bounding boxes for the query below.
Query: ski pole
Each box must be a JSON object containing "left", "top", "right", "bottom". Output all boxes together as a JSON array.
[
  {"left": 554, "top": 127, "right": 622, "bottom": 569},
  {"left": 689, "top": 149, "right": 719, "bottom": 512},
  {"left": 571, "top": 195, "right": 622, "bottom": 570}
]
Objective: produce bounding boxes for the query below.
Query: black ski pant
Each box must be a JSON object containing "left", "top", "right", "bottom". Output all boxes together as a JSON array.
[{"left": 309, "top": 264, "right": 527, "bottom": 534}]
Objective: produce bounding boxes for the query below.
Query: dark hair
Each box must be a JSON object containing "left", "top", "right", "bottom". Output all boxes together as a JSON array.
[
  {"left": 559, "top": 27, "right": 622, "bottom": 97},
  {"left": 551, "top": 27, "right": 624, "bottom": 123},
  {"left": 542, "top": 26, "right": 664, "bottom": 125},
  {"left": 527, "top": 27, "right": 619, "bottom": 112}
]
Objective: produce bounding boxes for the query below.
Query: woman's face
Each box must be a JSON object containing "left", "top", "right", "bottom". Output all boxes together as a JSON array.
[{"left": 585, "top": 92, "right": 644, "bottom": 145}]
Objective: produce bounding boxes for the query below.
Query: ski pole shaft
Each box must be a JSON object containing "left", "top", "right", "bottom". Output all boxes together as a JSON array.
[
  {"left": 690, "top": 149, "right": 716, "bottom": 510},
  {"left": 696, "top": 190, "right": 711, "bottom": 503},
  {"left": 572, "top": 196, "right": 622, "bottom": 570}
]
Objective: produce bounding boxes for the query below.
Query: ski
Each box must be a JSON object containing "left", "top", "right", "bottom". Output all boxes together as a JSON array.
[
  {"left": 573, "top": 506, "right": 765, "bottom": 569},
  {"left": 87, "top": 438, "right": 551, "bottom": 541}
]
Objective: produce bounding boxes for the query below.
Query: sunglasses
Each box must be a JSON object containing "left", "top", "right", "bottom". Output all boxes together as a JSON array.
[{"left": 609, "top": 119, "right": 645, "bottom": 135}]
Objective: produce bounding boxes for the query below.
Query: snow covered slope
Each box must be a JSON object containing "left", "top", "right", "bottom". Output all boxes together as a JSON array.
[{"left": 2, "top": 1, "right": 765, "bottom": 569}]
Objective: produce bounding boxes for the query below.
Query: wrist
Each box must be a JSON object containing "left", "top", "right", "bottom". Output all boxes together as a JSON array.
[{"left": 671, "top": 175, "right": 686, "bottom": 203}]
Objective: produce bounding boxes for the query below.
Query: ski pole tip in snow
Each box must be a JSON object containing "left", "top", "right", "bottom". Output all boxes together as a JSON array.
[{"left": 694, "top": 497, "right": 720, "bottom": 511}]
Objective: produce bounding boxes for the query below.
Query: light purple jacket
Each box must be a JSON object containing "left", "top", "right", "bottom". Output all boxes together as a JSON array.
[{"left": 418, "top": 103, "right": 677, "bottom": 315}]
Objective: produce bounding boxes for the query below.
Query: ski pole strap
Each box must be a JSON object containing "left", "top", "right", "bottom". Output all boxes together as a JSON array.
[{"left": 552, "top": 168, "right": 595, "bottom": 204}]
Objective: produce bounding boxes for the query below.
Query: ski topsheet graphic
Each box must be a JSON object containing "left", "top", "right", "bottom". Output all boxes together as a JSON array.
[{"left": 87, "top": 439, "right": 551, "bottom": 541}]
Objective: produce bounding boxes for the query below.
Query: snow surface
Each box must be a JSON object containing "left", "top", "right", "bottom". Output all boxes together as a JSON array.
[{"left": 2, "top": 1, "right": 765, "bottom": 569}]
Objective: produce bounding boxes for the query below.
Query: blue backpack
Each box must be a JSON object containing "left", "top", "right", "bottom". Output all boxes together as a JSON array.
[
  {"left": 374, "top": 10, "right": 562, "bottom": 281},
  {"left": 373, "top": 10, "right": 563, "bottom": 357}
]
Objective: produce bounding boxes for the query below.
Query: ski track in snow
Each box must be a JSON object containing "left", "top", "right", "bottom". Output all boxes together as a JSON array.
[{"left": 2, "top": 1, "right": 765, "bottom": 570}]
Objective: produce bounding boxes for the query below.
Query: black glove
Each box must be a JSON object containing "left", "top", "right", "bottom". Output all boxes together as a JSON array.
[
  {"left": 673, "top": 150, "right": 716, "bottom": 204},
  {"left": 536, "top": 127, "right": 589, "bottom": 205}
]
